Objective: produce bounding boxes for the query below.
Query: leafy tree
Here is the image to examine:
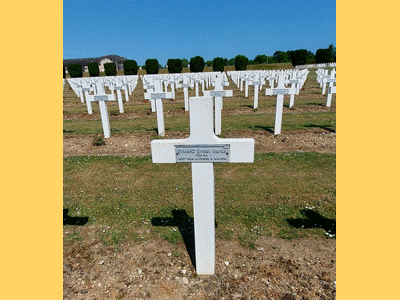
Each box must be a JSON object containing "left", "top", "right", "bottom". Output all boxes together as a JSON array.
[
  {"left": 234, "top": 54, "right": 249, "bottom": 70},
  {"left": 87, "top": 62, "right": 100, "bottom": 77},
  {"left": 67, "top": 63, "right": 83, "bottom": 78},
  {"left": 104, "top": 62, "right": 117, "bottom": 76},
  {"left": 190, "top": 56, "right": 205, "bottom": 72},
  {"left": 223, "top": 58, "right": 228, "bottom": 66},
  {"left": 167, "top": 58, "right": 183, "bottom": 73},
  {"left": 227, "top": 58, "right": 235, "bottom": 66},
  {"left": 253, "top": 54, "right": 268, "bottom": 64},
  {"left": 288, "top": 49, "right": 309, "bottom": 67},
  {"left": 213, "top": 57, "right": 225, "bottom": 72},
  {"left": 328, "top": 44, "right": 336, "bottom": 62},
  {"left": 123, "top": 59, "right": 138, "bottom": 75},
  {"left": 274, "top": 51, "right": 290, "bottom": 63},
  {"left": 145, "top": 58, "right": 159, "bottom": 74},
  {"left": 205, "top": 60, "right": 213, "bottom": 67}
]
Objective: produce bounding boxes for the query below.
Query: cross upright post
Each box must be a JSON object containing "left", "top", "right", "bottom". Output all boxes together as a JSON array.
[
  {"left": 81, "top": 80, "right": 93, "bottom": 114},
  {"left": 87, "top": 82, "right": 116, "bottom": 138},
  {"left": 265, "top": 74, "right": 296, "bottom": 135},
  {"left": 204, "top": 77, "right": 233, "bottom": 135},
  {"left": 144, "top": 81, "right": 173, "bottom": 136},
  {"left": 251, "top": 75, "right": 264, "bottom": 109},
  {"left": 151, "top": 96, "right": 254, "bottom": 275}
]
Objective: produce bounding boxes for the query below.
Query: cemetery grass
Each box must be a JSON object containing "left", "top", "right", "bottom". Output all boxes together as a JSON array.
[{"left": 64, "top": 152, "right": 335, "bottom": 246}]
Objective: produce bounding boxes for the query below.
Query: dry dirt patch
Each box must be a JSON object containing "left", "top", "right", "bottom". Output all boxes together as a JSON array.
[
  {"left": 64, "top": 226, "right": 335, "bottom": 299},
  {"left": 63, "top": 128, "right": 335, "bottom": 158}
]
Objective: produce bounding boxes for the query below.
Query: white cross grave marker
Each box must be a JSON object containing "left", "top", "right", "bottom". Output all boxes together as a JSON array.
[
  {"left": 251, "top": 75, "right": 264, "bottom": 109},
  {"left": 151, "top": 96, "right": 254, "bottom": 275},
  {"left": 265, "top": 74, "right": 296, "bottom": 135},
  {"left": 326, "top": 80, "right": 336, "bottom": 107},
  {"left": 144, "top": 82, "right": 173, "bottom": 136},
  {"left": 87, "top": 82, "right": 116, "bottom": 138},
  {"left": 204, "top": 77, "right": 233, "bottom": 135}
]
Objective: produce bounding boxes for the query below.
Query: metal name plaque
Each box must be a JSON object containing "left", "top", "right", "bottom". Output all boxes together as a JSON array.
[
  {"left": 94, "top": 95, "right": 109, "bottom": 101},
  {"left": 115, "top": 86, "right": 123, "bottom": 90},
  {"left": 210, "top": 91, "right": 226, "bottom": 97},
  {"left": 175, "top": 144, "right": 230, "bottom": 163},
  {"left": 82, "top": 88, "right": 90, "bottom": 92},
  {"left": 151, "top": 93, "right": 166, "bottom": 99},
  {"left": 146, "top": 85, "right": 154, "bottom": 89},
  {"left": 273, "top": 89, "right": 289, "bottom": 95},
  {"left": 182, "top": 84, "right": 191, "bottom": 88}
]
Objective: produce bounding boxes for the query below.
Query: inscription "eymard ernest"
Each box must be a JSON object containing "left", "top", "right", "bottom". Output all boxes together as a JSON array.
[{"left": 175, "top": 145, "right": 230, "bottom": 163}]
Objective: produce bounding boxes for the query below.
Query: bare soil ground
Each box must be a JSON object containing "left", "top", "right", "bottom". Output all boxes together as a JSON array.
[
  {"left": 64, "top": 226, "right": 335, "bottom": 300},
  {"left": 63, "top": 128, "right": 335, "bottom": 158}
]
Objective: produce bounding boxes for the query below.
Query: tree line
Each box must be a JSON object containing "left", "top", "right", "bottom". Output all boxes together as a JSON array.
[{"left": 64, "top": 45, "right": 335, "bottom": 78}]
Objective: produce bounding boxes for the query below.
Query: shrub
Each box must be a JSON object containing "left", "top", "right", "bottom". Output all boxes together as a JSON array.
[
  {"left": 104, "top": 62, "right": 117, "bottom": 76},
  {"left": 67, "top": 63, "right": 83, "bottom": 78},
  {"left": 145, "top": 58, "right": 159, "bottom": 74},
  {"left": 87, "top": 62, "right": 100, "bottom": 77},
  {"left": 315, "top": 48, "right": 331, "bottom": 64},
  {"left": 234, "top": 55, "right": 249, "bottom": 71},
  {"left": 205, "top": 60, "right": 213, "bottom": 67},
  {"left": 288, "top": 49, "right": 309, "bottom": 67},
  {"left": 189, "top": 56, "right": 205, "bottom": 72},
  {"left": 92, "top": 136, "right": 105, "bottom": 146},
  {"left": 213, "top": 57, "right": 225, "bottom": 72},
  {"left": 182, "top": 59, "right": 189, "bottom": 68},
  {"left": 123, "top": 60, "right": 138, "bottom": 75},
  {"left": 167, "top": 58, "right": 183, "bottom": 73}
]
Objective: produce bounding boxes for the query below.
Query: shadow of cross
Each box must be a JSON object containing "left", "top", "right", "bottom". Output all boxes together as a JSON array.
[
  {"left": 63, "top": 209, "right": 89, "bottom": 226},
  {"left": 151, "top": 209, "right": 219, "bottom": 269},
  {"left": 286, "top": 209, "right": 336, "bottom": 236},
  {"left": 151, "top": 209, "right": 196, "bottom": 268}
]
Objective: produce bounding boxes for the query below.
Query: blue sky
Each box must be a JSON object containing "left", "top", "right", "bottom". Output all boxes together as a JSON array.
[{"left": 63, "top": 0, "right": 336, "bottom": 66}]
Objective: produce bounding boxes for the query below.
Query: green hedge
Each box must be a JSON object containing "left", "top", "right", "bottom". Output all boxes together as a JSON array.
[
  {"left": 145, "top": 58, "right": 159, "bottom": 74},
  {"left": 123, "top": 60, "right": 138, "bottom": 75},
  {"left": 104, "top": 62, "right": 117, "bottom": 76},
  {"left": 189, "top": 56, "right": 205, "bottom": 73},
  {"left": 234, "top": 55, "right": 249, "bottom": 71},
  {"left": 67, "top": 63, "right": 83, "bottom": 78},
  {"left": 213, "top": 57, "right": 225, "bottom": 72},
  {"left": 167, "top": 58, "right": 183, "bottom": 73},
  {"left": 87, "top": 62, "right": 100, "bottom": 77}
]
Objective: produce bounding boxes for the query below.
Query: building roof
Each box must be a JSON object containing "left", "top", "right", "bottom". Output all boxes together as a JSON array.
[{"left": 63, "top": 55, "right": 127, "bottom": 67}]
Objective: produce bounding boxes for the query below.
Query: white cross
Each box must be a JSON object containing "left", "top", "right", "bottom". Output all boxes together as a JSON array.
[
  {"left": 151, "top": 96, "right": 254, "bottom": 275},
  {"left": 287, "top": 73, "right": 299, "bottom": 108},
  {"left": 177, "top": 76, "right": 193, "bottom": 111},
  {"left": 143, "top": 83, "right": 156, "bottom": 112},
  {"left": 144, "top": 81, "right": 173, "bottom": 136},
  {"left": 251, "top": 75, "right": 264, "bottom": 109},
  {"left": 86, "top": 82, "right": 116, "bottom": 138},
  {"left": 110, "top": 79, "right": 125, "bottom": 114},
  {"left": 204, "top": 77, "right": 233, "bottom": 135},
  {"left": 265, "top": 74, "right": 296, "bottom": 135},
  {"left": 325, "top": 71, "right": 336, "bottom": 107}
]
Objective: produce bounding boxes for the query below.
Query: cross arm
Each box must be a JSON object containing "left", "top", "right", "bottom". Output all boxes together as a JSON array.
[{"left": 151, "top": 138, "right": 254, "bottom": 163}]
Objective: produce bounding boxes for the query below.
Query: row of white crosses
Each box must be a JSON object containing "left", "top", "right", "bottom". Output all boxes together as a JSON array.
[
  {"left": 67, "top": 75, "right": 139, "bottom": 138},
  {"left": 316, "top": 68, "right": 336, "bottom": 107},
  {"left": 151, "top": 95, "right": 254, "bottom": 275},
  {"left": 227, "top": 69, "right": 308, "bottom": 110},
  {"left": 68, "top": 75, "right": 139, "bottom": 114},
  {"left": 142, "top": 72, "right": 231, "bottom": 136}
]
